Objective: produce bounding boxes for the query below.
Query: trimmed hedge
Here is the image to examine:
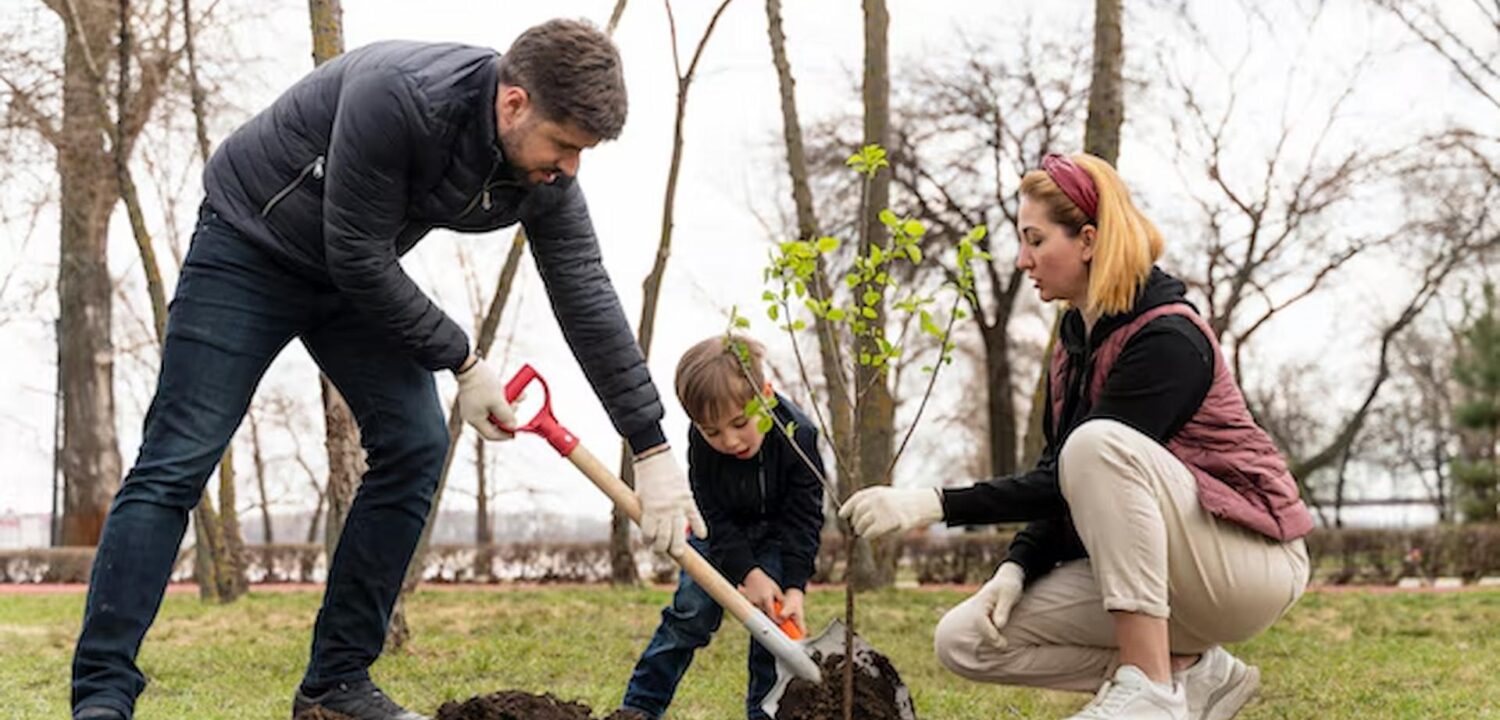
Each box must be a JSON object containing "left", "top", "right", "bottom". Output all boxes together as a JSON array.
[{"left": 6, "top": 526, "right": 1499, "bottom": 585}]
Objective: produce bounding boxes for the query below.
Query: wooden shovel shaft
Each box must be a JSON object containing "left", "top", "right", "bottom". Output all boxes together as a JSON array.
[
  {"left": 566, "top": 444, "right": 763, "bottom": 626},
  {"left": 565, "top": 443, "right": 823, "bottom": 683}
]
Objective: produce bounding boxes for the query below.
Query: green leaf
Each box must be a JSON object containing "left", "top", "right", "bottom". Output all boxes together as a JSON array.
[
  {"left": 734, "top": 316, "right": 751, "bottom": 329},
  {"left": 826, "top": 308, "right": 846, "bottom": 322},
  {"left": 846, "top": 273, "right": 862, "bottom": 288},
  {"left": 862, "top": 307, "right": 878, "bottom": 319},
  {"left": 785, "top": 421, "right": 798, "bottom": 436},
  {"left": 792, "top": 320, "right": 806, "bottom": 331},
  {"left": 879, "top": 209, "right": 899, "bottom": 228},
  {"left": 768, "top": 305, "right": 780, "bottom": 322},
  {"left": 761, "top": 290, "right": 776, "bottom": 302},
  {"left": 921, "top": 310, "right": 941, "bottom": 338},
  {"left": 859, "top": 352, "right": 872, "bottom": 365},
  {"left": 816, "top": 236, "right": 840, "bottom": 253},
  {"left": 902, "top": 219, "right": 925, "bottom": 237},
  {"left": 757, "top": 415, "right": 774, "bottom": 434},
  {"left": 909, "top": 245, "right": 923, "bottom": 264},
  {"left": 863, "top": 290, "right": 881, "bottom": 306}
]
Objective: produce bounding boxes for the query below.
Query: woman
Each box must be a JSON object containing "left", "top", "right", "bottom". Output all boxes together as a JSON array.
[{"left": 840, "top": 153, "right": 1312, "bottom": 720}]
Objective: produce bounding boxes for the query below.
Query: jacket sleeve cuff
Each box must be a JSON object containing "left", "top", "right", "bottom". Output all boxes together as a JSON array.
[
  {"left": 781, "top": 559, "right": 814, "bottom": 591},
  {"left": 718, "top": 548, "right": 758, "bottom": 586},
  {"left": 1004, "top": 541, "right": 1047, "bottom": 581},
  {"left": 626, "top": 425, "right": 668, "bottom": 456},
  {"left": 940, "top": 486, "right": 995, "bottom": 527}
]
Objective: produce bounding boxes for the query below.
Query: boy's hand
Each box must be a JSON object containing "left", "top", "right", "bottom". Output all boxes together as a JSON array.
[
  {"left": 778, "top": 588, "right": 807, "bottom": 635},
  {"left": 738, "top": 568, "right": 783, "bottom": 617}
]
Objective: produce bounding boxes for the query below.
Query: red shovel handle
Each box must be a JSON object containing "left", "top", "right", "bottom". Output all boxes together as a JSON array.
[{"left": 503, "top": 364, "right": 580, "bottom": 455}]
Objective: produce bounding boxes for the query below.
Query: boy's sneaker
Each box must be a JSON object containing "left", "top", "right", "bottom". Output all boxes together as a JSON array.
[
  {"left": 1174, "top": 646, "right": 1260, "bottom": 720},
  {"left": 291, "top": 679, "right": 428, "bottom": 720},
  {"left": 1067, "top": 665, "right": 1187, "bottom": 719}
]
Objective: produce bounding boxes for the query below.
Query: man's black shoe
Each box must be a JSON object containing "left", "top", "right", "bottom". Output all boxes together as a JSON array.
[
  {"left": 291, "top": 679, "right": 428, "bottom": 720},
  {"left": 74, "top": 707, "right": 126, "bottom": 720}
]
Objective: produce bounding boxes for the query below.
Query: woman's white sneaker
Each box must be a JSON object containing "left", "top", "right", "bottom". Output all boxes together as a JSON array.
[
  {"left": 1067, "top": 665, "right": 1187, "bottom": 720},
  {"left": 1174, "top": 646, "right": 1260, "bottom": 720}
]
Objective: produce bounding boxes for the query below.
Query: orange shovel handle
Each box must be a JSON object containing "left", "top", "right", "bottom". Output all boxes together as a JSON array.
[{"left": 772, "top": 600, "right": 804, "bottom": 640}]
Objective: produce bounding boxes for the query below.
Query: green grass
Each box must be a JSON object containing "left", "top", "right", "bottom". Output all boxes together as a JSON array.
[{"left": 1, "top": 586, "right": 1497, "bottom": 719}]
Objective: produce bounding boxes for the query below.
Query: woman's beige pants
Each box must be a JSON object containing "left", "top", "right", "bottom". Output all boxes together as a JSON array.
[{"left": 934, "top": 419, "right": 1310, "bottom": 692}]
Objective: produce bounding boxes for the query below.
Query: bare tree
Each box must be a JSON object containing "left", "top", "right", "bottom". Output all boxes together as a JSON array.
[
  {"left": 7, "top": 0, "right": 144, "bottom": 545},
  {"left": 607, "top": 0, "right": 735, "bottom": 586},
  {"left": 247, "top": 405, "right": 275, "bottom": 543},
  {"left": 897, "top": 29, "right": 1091, "bottom": 478},
  {"left": 1374, "top": 0, "right": 1499, "bottom": 113},
  {"left": 765, "top": 0, "right": 854, "bottom": 484},
  {"left": 300, "top": 0, "right": 368, "bottom": 577}
]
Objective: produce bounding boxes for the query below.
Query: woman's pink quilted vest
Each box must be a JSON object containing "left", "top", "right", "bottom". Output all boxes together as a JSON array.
[{"left": 1049, "top": 304, "right": 1313, "bottom": 541}]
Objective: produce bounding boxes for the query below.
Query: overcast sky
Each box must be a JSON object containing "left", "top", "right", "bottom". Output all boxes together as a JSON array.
[{"left": 0, "top": 0, "right": 1488, "bottom": 530}]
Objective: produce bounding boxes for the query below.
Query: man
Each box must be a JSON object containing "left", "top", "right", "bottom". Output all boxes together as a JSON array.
[{"left": 70, "top": 20, "right": 705, "bottom": 720}]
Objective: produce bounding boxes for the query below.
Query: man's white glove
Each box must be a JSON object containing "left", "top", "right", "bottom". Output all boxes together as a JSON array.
[
  {"left": 837, "top": 486, "right": 944, "bottom": 539},
  {"left": 633, "top": 450, "right": 708, "bottom": 556},
  {"left": 973, "top": 561, "right": 1026, "bottom": 646},
  {"left": 455, "top": 358, "right": 516, "bottom": 442}
]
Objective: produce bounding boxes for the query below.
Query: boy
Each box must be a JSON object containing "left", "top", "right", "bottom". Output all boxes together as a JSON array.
[{"left": 617, "top": 335, "right": 825, "bottom": 720}]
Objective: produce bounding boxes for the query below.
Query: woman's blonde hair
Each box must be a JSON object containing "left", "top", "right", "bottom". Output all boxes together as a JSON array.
[{"left": 1019, "top": 154, "right": 1163, "bottom": 316}]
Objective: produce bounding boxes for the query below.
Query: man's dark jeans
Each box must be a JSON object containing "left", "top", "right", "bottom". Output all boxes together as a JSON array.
[
  {"left": 621, "top": 532, "right": 783, "bottom": 720},
  {"left": 71, "top": 204, "right": 449, "bottom": 718}
]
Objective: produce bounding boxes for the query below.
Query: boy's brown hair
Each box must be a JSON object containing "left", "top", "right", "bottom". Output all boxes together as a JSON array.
[{"left": 675, "top": 334, "right": 766, "bottom": 425}]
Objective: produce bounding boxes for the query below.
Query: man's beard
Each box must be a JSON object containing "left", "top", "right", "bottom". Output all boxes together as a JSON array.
[{"left": 497, "top": 122, "right": 561, "bottom": 186}]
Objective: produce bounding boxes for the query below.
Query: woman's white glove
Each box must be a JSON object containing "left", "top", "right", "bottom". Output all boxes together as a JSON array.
[
  {"left": 837, "top": 487, "right": 944, "bottom": 538},
  {"left": 974, "top": 561, "right": 1026, "bottom": 646},
  {"left": 455, "top": 359, "right": 516, "bottom": 442},
  {"left": 633, "top": 450, "right": 708, "bottom": 556}
]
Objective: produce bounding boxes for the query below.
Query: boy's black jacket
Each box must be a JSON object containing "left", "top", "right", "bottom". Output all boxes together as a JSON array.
[{"left": 687, "top": 394, "right": 825, "bottom": 590}]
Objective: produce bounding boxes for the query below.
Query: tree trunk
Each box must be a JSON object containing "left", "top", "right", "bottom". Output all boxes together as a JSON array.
[
  {"left": 1083, "top": 0, "right": 1124, "bottom": 165},
  {"left": 611, "top": 0, "right": 734, "bottom": 586},
  {"left": 56, "top": 0, "right": 124, "bottom": 547},
  {"left": 320, "top": 375, "right": 364, "bottom": 554},
  {"left": 475, "top": 433, "right": 492, "bottom": 544},
  {"left": 850, "top": 0, "right": 896, "bottom": 592},
  {"left": 250, "top": 410, "right": 275, "bottom": 544},
  {"left": 304, "top": 0, "right": 361, "bottom": 577},
  {"left": 393, "top": 230, "right": 526, "bottom": 648},
  {"left": 982, "top": 323, "right": 1018, "bottom": 477},
  {"left": 765, "top": 0, "right": 854, "bottom": 481},
  {"left": 216, "top": 445, "right": 247, "bottom": 599},
  {"left": 1021, "top": 0, "right": 1124, "bottom": 471}
]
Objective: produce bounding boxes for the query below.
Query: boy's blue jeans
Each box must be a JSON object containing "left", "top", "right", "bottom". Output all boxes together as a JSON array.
[
  {"left": 70, "top": 204, "right": 450, "bottom": 718},
  {"left": 622, "top": 532, "right": 784, "bottom": 720}
]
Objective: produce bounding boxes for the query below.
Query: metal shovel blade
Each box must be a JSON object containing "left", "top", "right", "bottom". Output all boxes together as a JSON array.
[{"left": 760, "top": 619, "right": 916, "bottom": 720}]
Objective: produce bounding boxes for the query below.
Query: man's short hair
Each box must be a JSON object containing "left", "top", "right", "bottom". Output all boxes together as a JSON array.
[
  {"left": 499, "top": 19, "right": 627, "bottom": 140},
  {"left": 675, "top": 334, "right": 766, "bottom": 426}
]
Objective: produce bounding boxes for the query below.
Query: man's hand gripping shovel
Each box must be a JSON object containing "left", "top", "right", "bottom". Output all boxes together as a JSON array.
[{"left": 497, "top": 364, "right": 823, "bottom": 692}]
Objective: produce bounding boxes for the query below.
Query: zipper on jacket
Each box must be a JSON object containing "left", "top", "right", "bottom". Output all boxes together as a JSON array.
[
  {"left": 260, "top": 156, "right": 325, "bottom": 217},
  {"left": 757, "top": 461, "right": 767, "bottom": 516},
  {"left": 459, "top": 149, "right": 506, "bottom": 218}
]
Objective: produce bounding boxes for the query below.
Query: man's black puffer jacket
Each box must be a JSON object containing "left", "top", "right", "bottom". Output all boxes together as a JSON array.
[{"left": 204, "top": 40, "right": 665, "bottom": 452}]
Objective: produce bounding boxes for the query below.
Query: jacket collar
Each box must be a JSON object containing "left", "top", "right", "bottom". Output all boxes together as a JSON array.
[{"left": 1060, "top": 266, "right": 1195, "bottom": 354}]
